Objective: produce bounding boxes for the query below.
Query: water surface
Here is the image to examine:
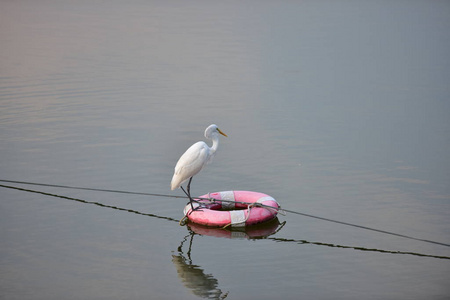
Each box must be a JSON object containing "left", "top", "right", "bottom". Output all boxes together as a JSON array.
[{"left": 1, "top": 1, "right": 449, "bottom": 299}]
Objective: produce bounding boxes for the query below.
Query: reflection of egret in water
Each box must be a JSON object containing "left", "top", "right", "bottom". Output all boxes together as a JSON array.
[
  {"left": 172, "top": 219, "right": 285, "bottom": 299},
  {"left": 172, "top": 233, "right": 229, "bottom": 300}
]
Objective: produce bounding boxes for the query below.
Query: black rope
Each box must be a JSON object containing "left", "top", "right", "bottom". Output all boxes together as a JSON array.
[
  {"left": 0, "top": 184, "right": 180, "bottom": 223},
  {"left": 193, "top": 198, "right": 450, "bottom": 247},
  {"left": 1, "top": 182, "right": 449, "bottom": 260},
  {"left": 278, "top": 208, "right": 450, "bottom": 247},
  {"left": 1, "top": 179, "right": 449, "bottom": 247},
  {"left": 0, "top": 179, "right": 187, "bottom": 198},
  {"left": 267, "top": 237, "right": 450, "bottom": 260}
]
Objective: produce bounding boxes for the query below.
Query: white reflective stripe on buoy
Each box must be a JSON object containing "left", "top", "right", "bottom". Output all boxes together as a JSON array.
[
  {"left": 220, "top": 191, "right": 236, "bottom": 209},
  {"left": 229, "top": 210, "right": 246, "bottom": 227},
  {"left": 257, "top": 196, "right": 275, "bottom": 203}
]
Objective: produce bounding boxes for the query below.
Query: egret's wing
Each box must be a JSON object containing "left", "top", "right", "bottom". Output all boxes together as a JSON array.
[
  {"left": 174, "top": 142, "right": 209, "bottom": 175},
  {"left": 171, "top": 142, "right": 209, "bottom": 189}
]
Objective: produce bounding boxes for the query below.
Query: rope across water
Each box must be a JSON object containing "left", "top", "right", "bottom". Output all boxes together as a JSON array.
[
  {"left": 1, "top": 180, "right": 449, "bottom": 260},
  {"left": 1, "top": 179, "right": 449, "bottom": 247}
]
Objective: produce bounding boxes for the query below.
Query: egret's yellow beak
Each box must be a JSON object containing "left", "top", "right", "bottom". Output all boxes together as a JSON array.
[{"left": 217, "top": 128, "right": 227, "bottom": 137}]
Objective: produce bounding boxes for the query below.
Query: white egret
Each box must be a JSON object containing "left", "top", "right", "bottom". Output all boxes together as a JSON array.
[{"left": 171, "top": 124, "right": 227, "bottom": 210}]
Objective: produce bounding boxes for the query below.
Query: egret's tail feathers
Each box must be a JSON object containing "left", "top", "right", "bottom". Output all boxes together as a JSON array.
[{"left": 170, "top": 178, "right": 180, "bottom": 191}]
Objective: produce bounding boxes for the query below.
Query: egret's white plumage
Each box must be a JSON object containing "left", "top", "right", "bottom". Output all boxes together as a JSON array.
[{"left": 171, "top": 124, "right": 227, "bottom": 209}]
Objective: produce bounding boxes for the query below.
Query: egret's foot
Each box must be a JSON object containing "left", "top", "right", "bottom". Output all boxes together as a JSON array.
[
  {"left": 187, "top": 197, "right": 203, "bottom": 207},
  {"left": 188, "top": 204, "right": 204, "bottom": 215}
]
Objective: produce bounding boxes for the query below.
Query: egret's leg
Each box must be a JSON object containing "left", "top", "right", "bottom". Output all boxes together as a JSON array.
[
  {"left": 186, "top": 177, "right": 193, "bottom": 199},
  {"left": 180, "top": 185, "right": 189, "bottom": 198},
  {"left": 182, "top": 177, "right": 202, "bottom": 214},
  {"left": 180, "top": 185, "right": 195, "bottom": 210},
  {"left": 180, "top": 177, "right": 196, "bottom": 211}
]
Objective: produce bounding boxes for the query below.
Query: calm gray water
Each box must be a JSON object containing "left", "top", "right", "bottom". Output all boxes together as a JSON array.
[{"left": 1, "top": 1, "right": 449, "bottom": 299}]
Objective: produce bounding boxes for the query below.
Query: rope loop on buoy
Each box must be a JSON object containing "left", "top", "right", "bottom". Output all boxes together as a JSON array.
[
  {"left": 221, "top": 202, "right": 258, "bottom": 229},
  {"left": 179, "top": 215, "right": 189, "bottom": 226}
]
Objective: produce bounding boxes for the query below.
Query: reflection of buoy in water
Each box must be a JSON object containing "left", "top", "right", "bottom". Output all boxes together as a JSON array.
[
  {"left": 187, "top": 217, "right": 283, "bottom": 239},
  {"left": 183, "top": 191, "right": 280, "bottom": 228}
]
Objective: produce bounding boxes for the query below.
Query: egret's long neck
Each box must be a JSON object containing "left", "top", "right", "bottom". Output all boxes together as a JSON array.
[{"left": 210, "top": 134, "right": 219, "bottom": 153}]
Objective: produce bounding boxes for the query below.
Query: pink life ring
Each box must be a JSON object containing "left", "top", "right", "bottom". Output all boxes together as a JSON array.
[{"left": 183, "top": 191, "right": 280, "bottom": 228}]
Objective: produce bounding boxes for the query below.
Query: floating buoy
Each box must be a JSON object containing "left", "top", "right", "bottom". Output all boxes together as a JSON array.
[{"left": 183, "top": 191, "right": 280, "bottom": 228}]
